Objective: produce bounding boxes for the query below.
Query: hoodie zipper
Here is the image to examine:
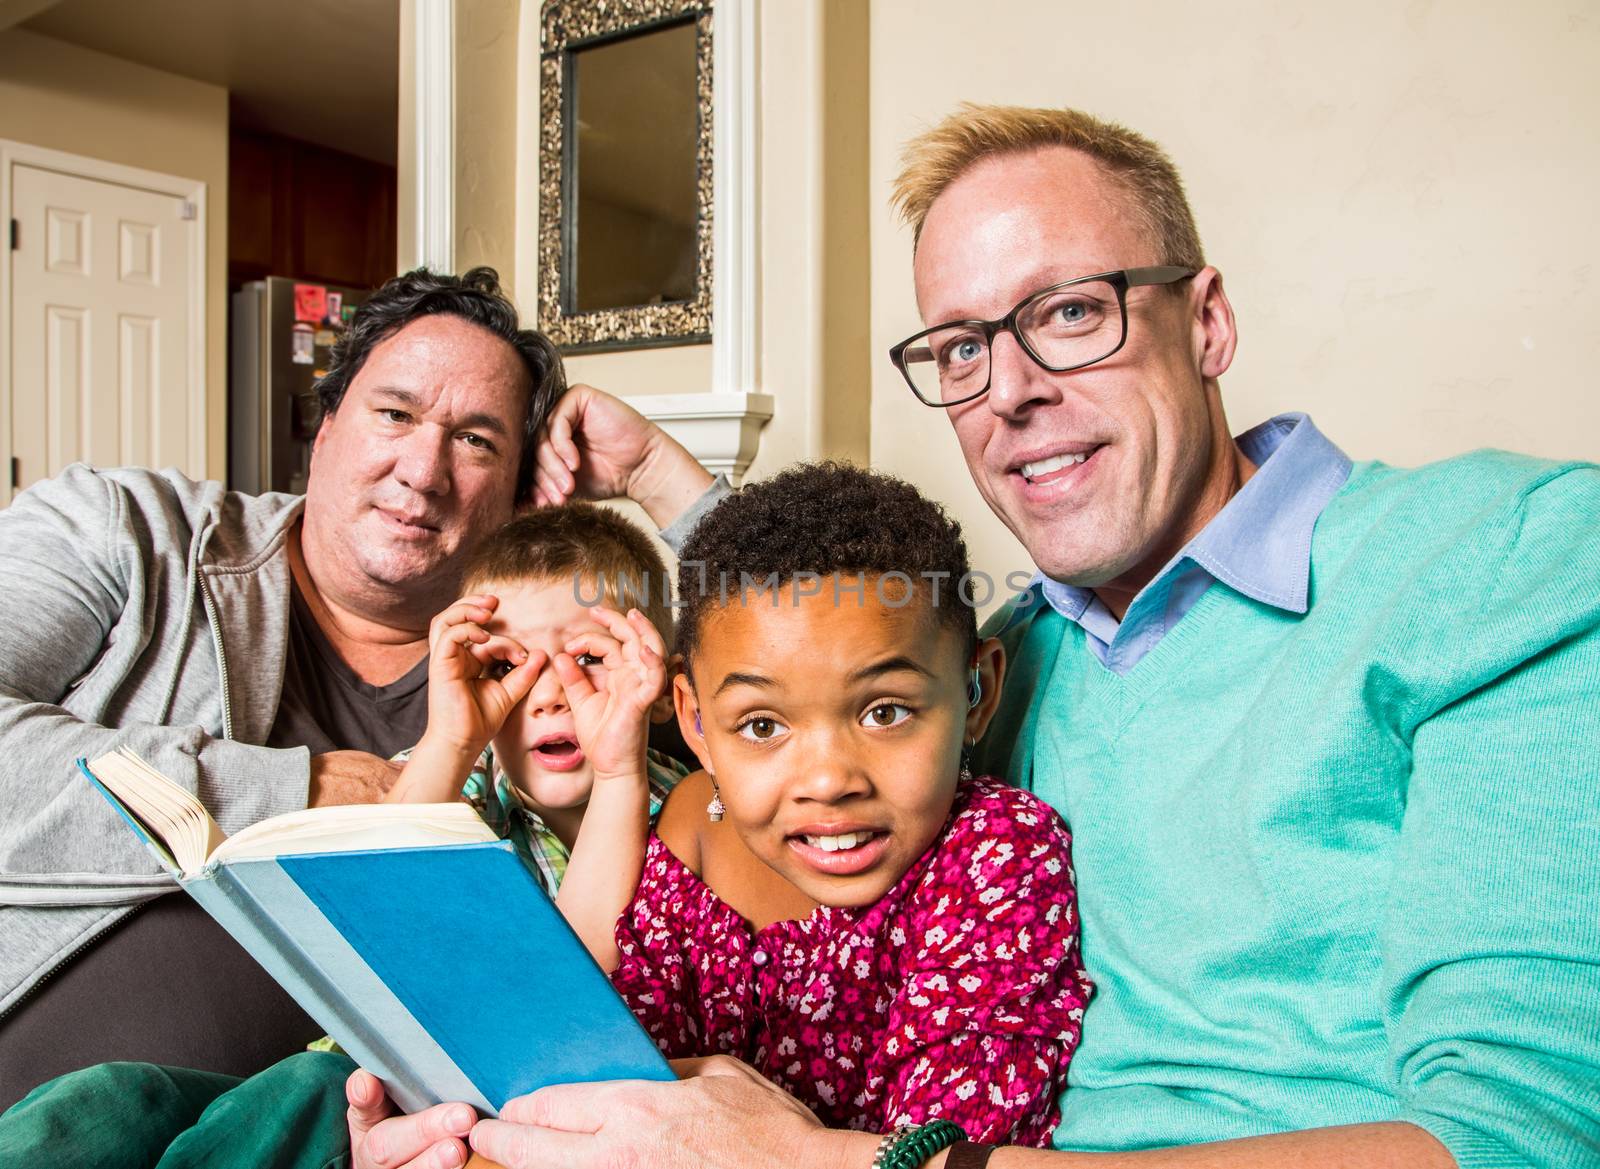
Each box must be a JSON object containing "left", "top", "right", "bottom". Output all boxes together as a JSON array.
[{"left": 198, "top": 570, "right": 235, "bottom": 741}]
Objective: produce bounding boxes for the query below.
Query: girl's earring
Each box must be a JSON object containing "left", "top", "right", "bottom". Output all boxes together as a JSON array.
[
  {"left": 960, "top": 739, "right": 974, "bottom": 784},
  {"left": 706, "top": 778, "right": 725, "bottom": 823}
]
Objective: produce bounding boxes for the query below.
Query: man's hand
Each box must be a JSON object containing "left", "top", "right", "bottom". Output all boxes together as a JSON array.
[
  {"left": 532, "top": 384, "right": 713, "bottom": 528},
  {"left": 469, "top": 1056, "right": 832, "bottom": 1169},
  {"left": 309, "top": 751, "right": 402, "bottom": 807},
  {"left": 347, "top": 1068, "right": 477, "bottom": 1169}
]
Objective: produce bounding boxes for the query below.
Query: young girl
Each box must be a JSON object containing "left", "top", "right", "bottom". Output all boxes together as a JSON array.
[{"left": 560, "top": 461, "right": 1093, "bottom": 1148}]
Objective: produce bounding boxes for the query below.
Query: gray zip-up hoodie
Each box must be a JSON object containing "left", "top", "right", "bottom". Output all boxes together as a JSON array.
[{"left": 0, "top": 464, "right": 312, "bottom": 1014}]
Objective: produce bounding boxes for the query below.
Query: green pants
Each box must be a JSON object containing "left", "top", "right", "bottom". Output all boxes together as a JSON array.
[{"left": 0, "top": 1050, "right": 357, "bottom": 1169}]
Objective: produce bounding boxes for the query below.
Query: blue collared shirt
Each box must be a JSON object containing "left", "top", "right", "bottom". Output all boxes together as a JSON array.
[{"left": 1012, "top": 413, "right": 1353, "bottom": 675}]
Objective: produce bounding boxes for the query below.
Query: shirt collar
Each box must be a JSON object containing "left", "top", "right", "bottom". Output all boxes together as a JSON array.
[
  {"left": 1018, "top": 412, "right": 1352, "bottom": 623},
  {"left": 498, "top": 770, "right": 563, "bottom": 841}
]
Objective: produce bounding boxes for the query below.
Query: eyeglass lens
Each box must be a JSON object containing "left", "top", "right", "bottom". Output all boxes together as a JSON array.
[{"left": 901, "top": 278, "right": 1125, "bottom": 404}]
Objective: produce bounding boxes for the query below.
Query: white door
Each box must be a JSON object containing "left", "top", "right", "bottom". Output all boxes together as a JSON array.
[{"left": 9, "top": 161, "right": 199, "bottom": 496}]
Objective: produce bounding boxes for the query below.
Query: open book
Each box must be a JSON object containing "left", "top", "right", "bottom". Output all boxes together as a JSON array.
[
  {"left": 81, "top": 748, "right": 672, "bottom": 1116},
  {"left": 87, "top": 748, "right": 505, "bottom": 874}
]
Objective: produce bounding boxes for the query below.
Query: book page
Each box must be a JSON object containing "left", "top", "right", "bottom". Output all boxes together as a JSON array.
[
  {"left": 87, "top": 750, "right": 497, "bottom": 876},
  {"left": 85, "top": 748, "right": 227, "bottom": 875},
  {"left": 212, "top": 801, "right": 497, "bottom": 866}
]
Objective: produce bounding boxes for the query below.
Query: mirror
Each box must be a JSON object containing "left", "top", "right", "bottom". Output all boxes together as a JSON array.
[
  {"left": 539, "top": 1, "right": 714, "bottom": 352},
  {"left": 572, "top": 21, "right": 697, "bottom": 312}
]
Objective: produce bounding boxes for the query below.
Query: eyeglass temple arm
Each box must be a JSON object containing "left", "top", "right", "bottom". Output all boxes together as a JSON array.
[{"left": 1125, "top": 266, "right": 1197, "bottom": 287}]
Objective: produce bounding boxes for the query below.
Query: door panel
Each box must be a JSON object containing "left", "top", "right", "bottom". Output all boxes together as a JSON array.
[
  {"left": 44, "top": 304, "right": 87, "bottom": 474},
  {"left": 11, "top": 162, "right": 195, "bottom": 492}
]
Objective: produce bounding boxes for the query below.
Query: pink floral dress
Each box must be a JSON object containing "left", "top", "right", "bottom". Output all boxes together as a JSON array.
[{"left": 610, "top": 775, "right": 1092, "bottom": 1146}]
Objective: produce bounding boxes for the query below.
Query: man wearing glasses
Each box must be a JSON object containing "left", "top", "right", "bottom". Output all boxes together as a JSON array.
[{"left": 349, "top": 107, "right": 1599, "bottom": 1169}]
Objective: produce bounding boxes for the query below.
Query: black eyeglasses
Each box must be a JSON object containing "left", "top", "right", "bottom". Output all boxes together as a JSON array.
[{"left": 889, "top": 266, "right": 1196, "bottom": 407}]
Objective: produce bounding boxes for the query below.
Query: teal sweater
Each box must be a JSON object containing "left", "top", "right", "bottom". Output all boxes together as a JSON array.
[{"left": 975, "top": 451, "right": 1600, "bottom": 1168}]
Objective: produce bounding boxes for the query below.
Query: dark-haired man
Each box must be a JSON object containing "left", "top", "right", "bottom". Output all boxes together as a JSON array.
[{"left": 0, "top": 268, "right": 712, "bottom": 1106}]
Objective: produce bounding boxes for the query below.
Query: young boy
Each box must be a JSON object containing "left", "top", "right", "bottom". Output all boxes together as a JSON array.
[{"left": 381, "top": 502, "right": 688, "bottom": 959}]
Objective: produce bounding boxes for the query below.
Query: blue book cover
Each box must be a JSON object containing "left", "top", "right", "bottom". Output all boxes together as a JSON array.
[{"left": 78, "top": 756, "right": 673, "bottom": 1116}]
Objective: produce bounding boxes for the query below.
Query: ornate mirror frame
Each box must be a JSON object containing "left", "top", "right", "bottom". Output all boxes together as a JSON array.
[{"left": 538, "top": 0, "right": 714, "bottom": 352}]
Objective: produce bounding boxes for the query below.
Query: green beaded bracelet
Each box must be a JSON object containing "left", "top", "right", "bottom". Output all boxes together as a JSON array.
[{"left": 871, "top": 1120, "right": 967, "bottom": 1169}]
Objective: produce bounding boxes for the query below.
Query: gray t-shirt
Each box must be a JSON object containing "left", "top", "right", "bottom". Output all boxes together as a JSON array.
[{"left": 266, "top": 584, "right": 429, "bottom": 759}]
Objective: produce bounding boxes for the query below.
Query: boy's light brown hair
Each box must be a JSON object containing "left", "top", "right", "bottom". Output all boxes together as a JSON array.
[
  {"left": 463, "top": 502, "right": 674, "bottom": 641},
  {"left": 891, "top": 103, "right": 1205, "bottom": 271}
]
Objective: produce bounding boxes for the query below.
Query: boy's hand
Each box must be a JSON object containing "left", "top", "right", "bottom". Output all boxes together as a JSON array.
[
  {"left": 554, "top": 606, "right": 667, "bottom": 782},
  {"left": 424, "top": 595, "right": 547, "bottom": 756}
]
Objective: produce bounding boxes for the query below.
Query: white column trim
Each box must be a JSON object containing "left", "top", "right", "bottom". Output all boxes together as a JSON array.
[
  {"left": 711, "top": 0, "right": 760, "bottom": 395},
  {"left": 413, "top": 0, "right": 455, "bottom": 272},
  {"left": 622, "top": 392, "right": 774, "bottom": 484}
]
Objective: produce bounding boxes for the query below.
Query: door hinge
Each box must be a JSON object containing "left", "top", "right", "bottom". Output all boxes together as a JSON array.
[
  {"left": 8, "top": 219, "right": 16, "bottom": 250},
  {"left": 9, "top": 457, "right": 18, "bottom": 490},
  {"left": 179, "top": 201, "right": 197, "bottom": 221}
]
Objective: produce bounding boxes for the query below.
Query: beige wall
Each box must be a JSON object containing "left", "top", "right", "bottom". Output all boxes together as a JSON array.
[
  {"left": 455, "top": 0, "right": 519, "bottom": 281},
  {"left": 867, "top": 0, "right": 1600, "bottom": 601},
  {"left": 0, "top": 27, "right": 229, "bottom": 476},
  {"left": 397, "top": 0, "right": 521, "bottom": 285},
  {"left": 744, "top": 0, "right": 871, "bottom": 476}
]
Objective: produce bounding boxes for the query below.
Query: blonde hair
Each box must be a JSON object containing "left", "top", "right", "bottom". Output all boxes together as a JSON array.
[
  {"left": 463, "top": 503, "right": 674, "bottom": 642},
  {"left": 892, "top": 103, "right": 1204, "bottom": 270}
]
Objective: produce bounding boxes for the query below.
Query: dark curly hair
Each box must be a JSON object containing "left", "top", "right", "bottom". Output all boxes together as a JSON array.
[
  {"left": 315, "top": 267, "right": 566, "bottom": 503},
  {"left": 675, "top": 461, "right": 977, "bottom": 669}
]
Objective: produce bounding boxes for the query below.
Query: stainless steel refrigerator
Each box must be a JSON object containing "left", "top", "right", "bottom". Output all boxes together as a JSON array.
[{"left": 230, "top": 276, "right": 369, "bottom": 495}]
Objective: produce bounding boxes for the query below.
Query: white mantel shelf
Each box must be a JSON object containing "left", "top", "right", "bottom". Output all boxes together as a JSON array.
[{"left": 621, "top": 392, "right": 775, "bottom": 486}]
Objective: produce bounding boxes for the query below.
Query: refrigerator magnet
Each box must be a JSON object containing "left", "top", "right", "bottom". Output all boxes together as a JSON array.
[
  {"left": 294, "top": 283, "right": 328, "bottom": 323},
  {"left": 291, "top": 323, "right": 316, "bottom": 365}
]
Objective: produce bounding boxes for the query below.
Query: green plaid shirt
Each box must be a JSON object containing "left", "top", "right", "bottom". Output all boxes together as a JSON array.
[{"left": 387, "top": 742, "right": 689, "bottom": 897}]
